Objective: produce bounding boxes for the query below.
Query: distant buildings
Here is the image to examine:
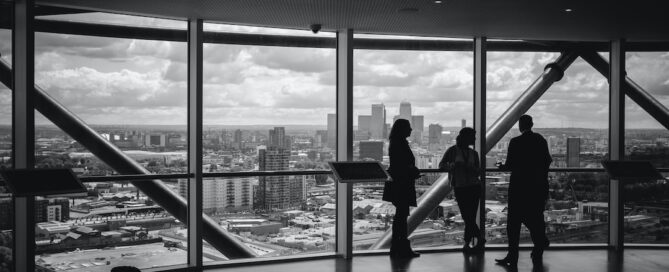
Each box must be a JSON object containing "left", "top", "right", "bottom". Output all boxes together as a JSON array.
[
  {"left": 179, "top": 177, "right": 253, "bottom": 213},
  {"left": 428, "top": 124, "right": 443, "bottom": 145},
  {"left": 327, "top": 114, "right": 336, "bottom": 149},
  {"left": 359, "top": 141, "right": 384, "bottom": 161},
  {"left": 0, "top": 197, "right": 70, "bottom": 229},
  {"left": 371, "top": 104, "right": 386, "bottom": 140},
  {"left": 567, "top": 137, "right": 581, "bottom": 167}
]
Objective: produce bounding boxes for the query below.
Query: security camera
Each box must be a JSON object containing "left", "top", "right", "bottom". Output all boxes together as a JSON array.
[{"left": 310, "top": 24, "right": 322, "bottom": 34}]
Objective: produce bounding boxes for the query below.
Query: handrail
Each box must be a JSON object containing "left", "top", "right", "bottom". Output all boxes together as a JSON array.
[{"left": 70, "top": 167, "right": 669, "bottom": 183}]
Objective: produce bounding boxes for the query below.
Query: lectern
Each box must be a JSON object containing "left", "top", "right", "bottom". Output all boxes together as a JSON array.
[
  {"left": 328, "top": 161, "right": 390, "bottom": 183},
  {"left": 0, "top": 168, "right": 86, "bottom": 196}
]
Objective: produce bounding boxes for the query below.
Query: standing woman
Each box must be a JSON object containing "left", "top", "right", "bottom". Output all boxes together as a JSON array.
[
  {"left": 439, "top": 127, "right": 483, "bottom": 254},
  {"left": 384, "top": 119, "right": 421, "bottom": 258}
]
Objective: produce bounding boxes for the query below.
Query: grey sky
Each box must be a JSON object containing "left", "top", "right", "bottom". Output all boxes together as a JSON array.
[{"left": 0, "top": 13, "right": 668, "bottom": 129}]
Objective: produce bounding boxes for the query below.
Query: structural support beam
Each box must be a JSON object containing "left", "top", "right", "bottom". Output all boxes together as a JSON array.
[
  {"left": 474, "top": 37, "right": 487, "bottom": 245},
  {"left": 187, "top": 18, "right": 204, "bottom": 267},
  {"left": 12, "top": 1, "right": 35, "bottom": 271},
  {"left": 608, "top": 40, "right": 625, "bottom": 251},
  {"left": 580, "top": 51, "right": 669, "bottom": 130},
  {"left": 0, "top": 59, "right": 256, "bottom": 259},
  {"left": 370, "top": 174, "right": 451, "bottom": 249},
  {"left": 485, "top": 51, "right": 578, "bottom": 152},
  {"left": 373, "top": 51, "right": 578, "bottom": 250},
  {"left": 335, "top": 29, "right": 354, "bottom": 259}
]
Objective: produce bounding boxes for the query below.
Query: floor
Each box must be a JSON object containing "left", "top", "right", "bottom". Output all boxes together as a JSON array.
[{"left": 210, "top": 249, "right": 669, "bottom": 272}]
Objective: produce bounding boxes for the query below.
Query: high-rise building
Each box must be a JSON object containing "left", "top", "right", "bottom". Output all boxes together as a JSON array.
[
  {"left": 315, "top": 130, "right": 327, "bottom": 147},
  {"left": 399, "top": 101, "right": 412, "bottom": 122},
  {"left": 327, "top": 113, "right": 336, "bottom": 148},
  {"left": 411, "top": 115, "right": 424, "bottom": 144},
  {"left": 145, "top": 134, "right": 166, "bottom": 147},
  {"left": 359, "top": 141, "right": 384, "bottom": 161},
  {"left": 269, "top": 127, "right": 288, "bottom": 149},
  {"left": 461, "top": 119, "right": 466, "bottom": 128},
  {"left": 428, "top": 124, "right": 443, "bottom": 145},
  {"left": 371, "top": 104, "right": 386, "bottom": 139},
  {"left": 234, "top": 129, "right": 242, "bottom": 143},
  {"left": 257, "top": 146, "right": 292, "bottom": 210},
  {"left": 358, "top": 115, "right": 371, "bottom": 132},
  {"left": 567, "top": 137, "right": 581, "bottom": 167},
  {"left": 34, "top": 197, "right": 70, "bottom": 223},
  {"left": 179, "top": 177, "right": 253, "bottom": 213}
]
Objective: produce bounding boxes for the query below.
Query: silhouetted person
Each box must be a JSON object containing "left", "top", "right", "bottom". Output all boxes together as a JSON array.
[
  {"left": 383, "top": 119, "right": 421, "bottom": 258},
  {"left": 439, "top": 127, "right": 483, "bottom": 254},
  {"left": 495, "top": 115, "right": 552, "bottom": 267}
]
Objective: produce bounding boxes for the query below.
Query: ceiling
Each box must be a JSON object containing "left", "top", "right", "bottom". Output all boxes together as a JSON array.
[{"left": 35, "top": 0, "right": 667, "bottom": 41}]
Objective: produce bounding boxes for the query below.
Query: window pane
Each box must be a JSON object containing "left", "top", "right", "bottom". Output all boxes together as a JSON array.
[
  {"left": 202, "top": 23, "right": 336, "bottom": 261},
  {"left": 0, "top": 2, "right": 12, "bottom": 272},
  {"left": 486, "top": 50, "right": 609, "bottom": 245},
  {"left": 624, "top": 51, "right": 669, "bottom": 244},
  {"left": 352, "top": 38, "right": 474, "bottom": 250},
  {"left": 34, "top": 12, "right": 187, "bottom": 176},
  {"left": 35, "top": 179, "right": 187, "bottom": 271}
]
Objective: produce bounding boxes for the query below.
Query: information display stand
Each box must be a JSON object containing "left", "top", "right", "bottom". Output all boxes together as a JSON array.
[
  {"left": 328, "top": 161, "right": 389, "bottom": 183},
  {"left": 0, "top": 168, "right": 86, "bottom": 197},
  {"left": 601, "top": 160, "right": 664, "bottom": 181}
]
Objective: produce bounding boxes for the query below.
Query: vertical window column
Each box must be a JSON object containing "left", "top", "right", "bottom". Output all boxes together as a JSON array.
[
  {"left": 12, "top": 0, "right": 35, "bottom": 271},
  {"left": 336, "top": 29, "right": 353, "bottom": 258},
  {"left": 187, "top": 18, "right": 204, "bottom": 267},
  {"left": 474, "top": 37, "right": 486, "bottom": 243},
  {"left": 609, "top": 39, "right": 625, "bottom": 251}
]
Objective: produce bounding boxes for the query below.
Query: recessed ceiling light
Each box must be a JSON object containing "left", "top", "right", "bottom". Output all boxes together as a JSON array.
[
  {"left": 565, "top": 8, "right": 573, "bottom": 12},
  {"left": 397, "top": 7, "right": 419, "bottom": 13},
  {"left": 434, "top": 0, "right": 443, "bottom": 4}
]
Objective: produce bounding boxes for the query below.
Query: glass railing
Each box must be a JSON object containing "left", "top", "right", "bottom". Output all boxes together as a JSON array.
[
  {"left": 485, "top": 170, "right": 609, "bottom": 246},
  {"left": 623, "top": 172, "right": 669, "bottom": 244},
  {"left": 0, "top": 184, "right": 12, "bottom": 272},
  {"left": 202, "top": 174, "right": 336, "bottom": 263},
  {"left": 34, "top": 179, "right": 187, "bottom": 272}
]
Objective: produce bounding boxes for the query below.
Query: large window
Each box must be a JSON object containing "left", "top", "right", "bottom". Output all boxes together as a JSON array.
[
  {"left": 352, "top": 36, "right": 474, "bottom": 250},
  {"left": 485, "top": 49, "right": 610, "bottom": 245},
  {"left": 31, "top": 10, "right": 188, "bottom": 270},
  {"left": 624, "top": 51, "right": 669, "bottom": 244},
  {"left": 202, "top": 22, "right": 336, "bottom": 261},
  {"left": 0, "top": 2, "right": 12, "bottom": 272}
]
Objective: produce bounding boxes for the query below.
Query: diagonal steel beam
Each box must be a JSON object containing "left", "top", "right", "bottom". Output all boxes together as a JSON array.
[
  {"left": 580, "top": 51, "right": 669, "bottom": 130},
  {"left": 486, "top": 51, "right": 579, "bottom": 152},
  {"left": 370, "top": 52, "right": 577, "bottom": 250},
  {"left": 0, "top": 59, "right": 256, "bottom": 259},
  {"left": 370, "top": 173, "right": 451, "bottom": 249}
]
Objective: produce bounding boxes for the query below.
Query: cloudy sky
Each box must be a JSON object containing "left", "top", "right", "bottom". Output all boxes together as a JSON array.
[{"left": 0, "top": 12, "right": 668, "bottom": 129}]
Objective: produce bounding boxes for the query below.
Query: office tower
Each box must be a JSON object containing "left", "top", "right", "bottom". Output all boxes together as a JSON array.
[
  {"left": 411, "top": 115, "right": 424, "bottom": 144},
  {"left": 399, "top": 101, "right": 412, "bottom": 122},
  {"left": 289, "top": 176, "right": 307, "bottom": 207},
  {"left": 461, "top": 119, "right": 466, "bottom": 128},
  {"left": 359, "top": 141, "right": 384, "bottom": 161},
  {"left": 179, "top": 177, "right": 253, "bottom": 213},
  {"left": 269, "top": 127, "right": 288, "bottom": 149},
  {"left": 428, "top": 124, "right": 443, "bottom": 145},
  {"left": 327, "top": 113, "right": 336, "bottom": 148},
  {"left": 371, "top": 104, "right": 386, "bottom": 139},
  {"left": 315, "top": 130, "right": 327, "bottom": 147},
  {"left": 567, "top": 137, "right": 581, "bottom": 167},
  {"left": 257, "top": 146, "right": 291, "bottom": 210},
  {"left": 34, "top": 197, "right": 70, "bottom": 223},
  {"left": 358, "top": 115, "right": 371, "bottom": 132}
]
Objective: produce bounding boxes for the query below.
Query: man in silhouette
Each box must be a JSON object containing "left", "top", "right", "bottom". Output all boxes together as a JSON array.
[{"left": 495, "top": 115, "right": 552, "bottom": 267}]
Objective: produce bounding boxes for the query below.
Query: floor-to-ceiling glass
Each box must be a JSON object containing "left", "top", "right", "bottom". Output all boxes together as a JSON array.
[
  {"left": 32, "top": 10, "right": 188, "bottom": 271},
  {"left": 486, "top": 47, "right": 609, "bottom": 245},
  {"left": 202, "top": 22, "right": 337, "bottom": 262},
  {"left": 0, "top": 2, "right": 12, "bottom": 271},
  {"left": 624, "top": 51, "right": 669, "bottom": 244},
  {"left": 352, "top": 34, "right": 474, "bottom": 250}
]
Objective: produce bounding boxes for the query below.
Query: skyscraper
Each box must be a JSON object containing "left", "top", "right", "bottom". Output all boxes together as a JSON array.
[
  {"left": 399, "top": 101, "right": 412, "bottom": 125},
  {"left": 411, "top": 115, "right": 424, "bottom": 144},
  {"left": 567, "top": 137, "right": 581, "bottom": 167},
  {"left": 268, "top": 127, "right": 287, "bottom": 149},
  {"left": 371, "top": 104, "right": 386, "bottom": 139},
  {"left": 258, "top": 146, "right": 291, "bottom": 211},
  {"left": 461, "top": 119, "right": 466, "bottom": 128},
  {"left": 359, "top": 141, "right": 384, "bottom": 161},
  {"left": 429, "top": 124, "right": 443, "bottom": 145},
  {"left": 327, "top": 113, "right": 336, "bottom": 148},
  {"left": 358, "top": 115, "right": 371, "bottom": 132}
]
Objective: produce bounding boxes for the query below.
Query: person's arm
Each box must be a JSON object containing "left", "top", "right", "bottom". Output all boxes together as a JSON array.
[
  {"left": 438, "top": 147, "right": 455, "bottom": 171},
  {"left": 542, "top": 138, "right": 552, "bottom": 170},
  {"left": 498, "top": 139, "right": 514, "bottom": 171}
]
